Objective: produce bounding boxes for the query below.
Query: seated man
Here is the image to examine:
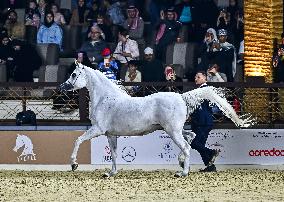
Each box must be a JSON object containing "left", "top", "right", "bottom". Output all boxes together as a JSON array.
[
  {"left": 80, "top": 25, "right": 108, "bottom": 66},
  {"left": 4, "top": 9, "right": 25, "bottom": 40}
]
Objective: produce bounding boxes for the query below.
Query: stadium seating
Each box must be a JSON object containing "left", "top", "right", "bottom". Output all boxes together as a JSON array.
[
  {"left": 25, "top": 25, "right": 37, "bottom": 45},
  {"left": 61, "top": 25, "right": 83, "bottom": 57}
]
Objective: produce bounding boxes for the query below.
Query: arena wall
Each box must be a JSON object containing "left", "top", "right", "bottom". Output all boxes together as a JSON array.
[{"left": 0, "top": 129, "right": 283, "bottom": 165}]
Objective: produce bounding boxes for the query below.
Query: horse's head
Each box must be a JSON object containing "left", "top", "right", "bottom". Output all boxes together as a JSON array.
[
  {"left": 59, "top": 61, "right": 87, "bottom": 92},
  {"left": 13, "top": 134, "right": 25, "bottom": 152}
]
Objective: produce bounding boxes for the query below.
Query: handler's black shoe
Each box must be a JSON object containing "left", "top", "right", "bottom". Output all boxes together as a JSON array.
[
  {"left": 207, "top": 149, "right": 220, "bottom": 167},
  {"left": 199, "top": 164, "right": 217, "bottom": 172}
]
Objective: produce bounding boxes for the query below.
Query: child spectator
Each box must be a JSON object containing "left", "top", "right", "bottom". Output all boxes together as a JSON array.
[{"left": 98, "top": 47, "right": 119, "bottom": 81}]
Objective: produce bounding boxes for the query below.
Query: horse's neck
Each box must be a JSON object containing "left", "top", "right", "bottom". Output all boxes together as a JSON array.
[{"left": 85, "top": 68, "right": 125, "bottom": 104}]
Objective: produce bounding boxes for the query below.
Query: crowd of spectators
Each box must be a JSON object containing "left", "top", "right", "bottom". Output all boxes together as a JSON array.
[{"left": 0, "top": 0, "right": 245, "bottom": 84}]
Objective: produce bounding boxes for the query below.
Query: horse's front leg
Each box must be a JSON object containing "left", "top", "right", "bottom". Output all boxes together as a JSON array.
[
  {"left": 71, "top": 126, "right": 102, "bottom": 171},
  {"left": 103, "top": 136, "right": 118, "bottom": 178}
]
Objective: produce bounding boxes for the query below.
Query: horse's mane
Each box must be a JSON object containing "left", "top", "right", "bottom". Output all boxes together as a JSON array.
[{"left": 83, "top": 66, "right": 129, "bottom": 96}]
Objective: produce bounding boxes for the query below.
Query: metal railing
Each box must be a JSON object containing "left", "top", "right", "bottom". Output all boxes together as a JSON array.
[{"left": 1, "top": 82, "right": 284, "bottom": 128}]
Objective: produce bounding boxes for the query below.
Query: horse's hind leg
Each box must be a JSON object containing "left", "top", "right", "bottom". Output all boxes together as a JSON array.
[
  {"left": 169, "top": 131, "right": 191, "bottom": 177},
  {"left": 71, "top": 126, "right": 102, "bottom": 171},
  {"left": 103, "top": 136, "right": 118, "bottom": 178}
]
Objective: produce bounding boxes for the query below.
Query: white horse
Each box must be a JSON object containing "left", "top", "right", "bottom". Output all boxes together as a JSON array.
[
  {"left": 13, "top": 134, "right": 36, "bottom": 162},
  {"left": 59, "top": 63, "right": 254, "bottom": 177}
]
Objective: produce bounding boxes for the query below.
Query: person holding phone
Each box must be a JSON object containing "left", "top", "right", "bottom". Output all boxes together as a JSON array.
[{"left": 162, "top": 65, "right": 183, "bottom": 92}]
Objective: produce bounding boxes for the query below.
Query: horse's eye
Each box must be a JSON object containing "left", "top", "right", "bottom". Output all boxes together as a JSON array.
[{"left": 71, "top": 73, "right": 76, "bottom": 78}]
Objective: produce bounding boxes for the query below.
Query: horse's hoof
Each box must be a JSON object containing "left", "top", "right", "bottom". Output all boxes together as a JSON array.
[
  {"left": 102, "top": 173, "right": 110, "bottom": 178},
  {"left": 71, "top": 164, "right": 78, "bottom": 171},
  {"left": 174, "top": 172, "right": 188, "bottom": 178},
  {"left": 179, "top": 161, "right": 184, "bottom": 169}
]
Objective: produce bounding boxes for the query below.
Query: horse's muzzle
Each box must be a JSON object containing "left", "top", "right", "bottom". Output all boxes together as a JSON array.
[{"left": 58, "top": 82, "right": 73, "bottom": 92}]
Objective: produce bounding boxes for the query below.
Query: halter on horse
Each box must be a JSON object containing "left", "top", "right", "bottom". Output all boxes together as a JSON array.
[{"left": 59, "top": 62, "right": 254, "bottom": 177}]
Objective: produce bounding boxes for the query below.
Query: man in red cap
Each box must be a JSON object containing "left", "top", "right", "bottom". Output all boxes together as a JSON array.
[{"left": 97, "top": 47, "right": 119, "bottom": 81}]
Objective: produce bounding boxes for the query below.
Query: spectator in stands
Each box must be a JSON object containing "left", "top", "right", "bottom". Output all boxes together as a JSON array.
[
  {"left": 155, "top": 7, "right": 181, "bottom": 62},
  {"left": 86, "top": 0, "right": 100, "bottom": 26},
  {"left": 25, "top": 12, "right": 41, "bottom": 29},
  {"left": 86, "top": 14, "right": 113, "bottom": 42},
  {"left": 0, "top": 33, "right": 13, "bottom": 61},
  {"left": 123, "top": 5, "right": 144, "bottom": 42},
  {"left": 124, "top": 59, "right": 141, "bottom": 93},
  {"left": 98, "top": 47, "right": 119, "bottom": 81},
  {"left": 139, "top": 47, "right": 164, "bottom": 82},
  {"left": 215, "top": 29, "right": 236, "bottom": 82},
  {"left": 70, "top": 0, "right": 90, "bottom": 28},
  {"left": 113, "top": 26, "right": 139, "bottom": 79},
  {"left": 146, "top": 0, "right": 176, "bottom": 27},
  {"left": 37, "top": 11, "right": 63, "bottom": 49},
  {"left": 0, "top": 33, "right": 14, "bottom": 80},
  {"left": 207, "top": 63, "right": 227, "bottom": 82},
  {"left": 38, "top": 0, "right": 48, "bottom": 23},
  {"left": 51, "top": 3, "right": 66, "bottom": 26},
  {"left": 80, "top": 25, "right": 108, "bottom": 66},
  {"left": 197, "top": 28, "right": 218, "bottom": 72},
  {"left": 101, "top": 0, "right": 125, "bottom": 26},
  {"left": 216, "top": 9, "right": 234, "bottom": 44},
  {"left": 9, "top": 39, "right": 42, "bottom": 82},
  {"left": 4, "top": 9, "right": 25, "bottom": 40},
  {"left": 174, "top": 0, "right": 196, "bottom": 41},
  {"left": 272, "top": 33, "right": 284, "bottom": 83},
  {"left": 162, "top": 64, "right": 183, "bottom": 92},
  {"left": 95, "top": 14, "right": 113, "bottom": 43},
  {"left": 25, "top": 0, "right": 40, "bottom": 25},
  {"left": 233, "top": 10, "right": 244, "bottom": 50}
]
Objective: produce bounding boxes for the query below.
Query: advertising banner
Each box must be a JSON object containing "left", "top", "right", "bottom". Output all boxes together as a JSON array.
[
  {"left": 91, "top": 129, "right": 284, "bottom": 165},
  {"left": 0, "top": 131, "right": 90, "bottom": 164}
]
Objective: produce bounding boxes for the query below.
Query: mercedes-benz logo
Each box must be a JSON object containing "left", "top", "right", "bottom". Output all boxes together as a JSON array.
[{"left": 122, "top": 146, "right": 136, "bottom": 162}]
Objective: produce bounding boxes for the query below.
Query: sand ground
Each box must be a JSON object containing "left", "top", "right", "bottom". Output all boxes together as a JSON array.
[{"left": 0, "top": 168, "right": 283, "bottom": 202}]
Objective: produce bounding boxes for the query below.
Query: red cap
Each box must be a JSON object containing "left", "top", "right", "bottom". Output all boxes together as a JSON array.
[{"left": 101, "top": 48, "right": 111, "bottom": 57}]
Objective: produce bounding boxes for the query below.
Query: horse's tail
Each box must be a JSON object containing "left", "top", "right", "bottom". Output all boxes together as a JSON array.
[
  {"left": 182, "top": 86, "right": 246, "bottom": 127},
  {"left": 181, "top": 88, "right": 205, "bottom": 119}
]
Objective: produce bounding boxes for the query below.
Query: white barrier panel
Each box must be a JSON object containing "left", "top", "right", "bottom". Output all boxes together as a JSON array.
[{"left": 91, "top": 129, "right": 284, "bottom": 165}]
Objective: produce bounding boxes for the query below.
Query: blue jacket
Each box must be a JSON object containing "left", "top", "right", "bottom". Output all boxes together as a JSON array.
[
  {"left": 37, "top": 23, "right": 63, "bottom": 49},
  {"left": 98, "top": 60, "right": 119, "bottom": 81},
  {"left": 191, "top": 83, "right": 213, "bottom": 127}
]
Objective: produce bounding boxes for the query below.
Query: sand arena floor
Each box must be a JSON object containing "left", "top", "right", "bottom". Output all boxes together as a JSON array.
[{"left": 0, "top": 169, "right": 283, "bottom": 202}]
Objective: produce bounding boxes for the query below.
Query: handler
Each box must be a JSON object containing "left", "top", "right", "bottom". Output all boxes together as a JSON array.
[{"left": 190, "top": 71, "right": 220, "bottom": 172}]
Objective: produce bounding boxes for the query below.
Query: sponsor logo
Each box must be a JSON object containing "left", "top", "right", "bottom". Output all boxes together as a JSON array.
[
  {"left": 122, "top": 146, "right": 136, "bottom": 162},
  {"left": 249, "top": 148, "right": 284, "bottom": 157},
  {"left": 13, "top": 134, "right": 36, "bottom": 162},
  {"left": 159, "top": 141, "right": 176, "bottom": 162},
  {"left": 103, "top": 146, "right": 112, "bottom": 162}
]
